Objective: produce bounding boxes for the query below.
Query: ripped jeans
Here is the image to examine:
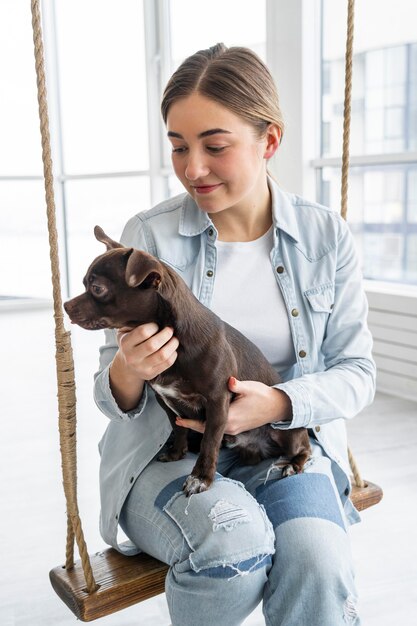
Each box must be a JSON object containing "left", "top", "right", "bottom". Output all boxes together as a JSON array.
[{"left": 120, "top": 438, "right": 360, "bottom": 626}]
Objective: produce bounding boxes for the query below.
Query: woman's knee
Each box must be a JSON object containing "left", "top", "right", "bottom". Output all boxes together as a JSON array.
[
  {"left": 278, "top": 519, "right": 353, "bottom": 579},
  {"left": 256, "top": 472, "right": 354, "bottom": 584},
  {"left": 158, "top": 475, "right": 275, "bottom": 576}
]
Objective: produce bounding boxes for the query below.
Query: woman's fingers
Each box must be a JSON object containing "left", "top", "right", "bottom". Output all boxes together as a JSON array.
[
  {"left": 116, "top": 324, "right": 179, "bottom": 379},
  {"left": 117, "top": 322, "right": 160, "bottom": 349},
  {"left": 176, "top": 417, "right": 206, "bottom": 433}
]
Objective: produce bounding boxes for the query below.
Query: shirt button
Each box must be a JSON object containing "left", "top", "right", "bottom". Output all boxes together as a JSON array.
[
  {"left": 291, "top": 308, "right": 299, "bottom": 317},
  {"left": 276, "top": 266, "right": 284, "bottom": 274},
  {"left": 299, "top": 350, "right": 307, "bottom": 358},
  {"left": 206, "top": 270, "right": 214, "bottom": 277},
  {"left": 315, "top": 426, "right": 321, "bottom": 433},
  {"left": 208, "top": 228, "right": 214, "bottom": 237}
]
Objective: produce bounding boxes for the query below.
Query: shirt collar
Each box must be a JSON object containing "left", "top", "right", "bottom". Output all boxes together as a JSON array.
[
  {"left": 179, "top": 193, "right": 214, "bottom": 236},
  {"left": 269, "top": 177, "right": 300, "bottom": 243},
  {"left": 178, "top": 176, "right": 300, "bottom": 243}
]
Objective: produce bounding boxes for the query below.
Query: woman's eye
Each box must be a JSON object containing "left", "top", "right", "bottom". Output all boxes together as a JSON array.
[
  {"left": 206, "top": 146, "right": 226, "bottom": 153},
  {"left": 172, "top": 146, "right": 187, "bottom": 154}
]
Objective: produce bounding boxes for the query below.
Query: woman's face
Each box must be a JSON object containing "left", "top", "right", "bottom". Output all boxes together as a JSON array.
[{"left": 166, "top": 92, "right": 278, "bottom": 217}]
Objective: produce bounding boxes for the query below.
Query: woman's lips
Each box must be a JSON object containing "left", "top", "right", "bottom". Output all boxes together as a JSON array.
[{"left": 193, "top": 183, "right": 223, "bottom": 194}]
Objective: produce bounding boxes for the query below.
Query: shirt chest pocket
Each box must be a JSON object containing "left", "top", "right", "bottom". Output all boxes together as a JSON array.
[
  {"left": 304, "top": 281, "right": 335, "bottom": 313},
  {"left": 304, "top": 282, "right": 335, "bottom": 340}
]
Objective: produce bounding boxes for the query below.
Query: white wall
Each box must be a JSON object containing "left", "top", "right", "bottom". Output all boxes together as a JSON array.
[{"left": 366, "top": 283, "right": 417, "bottom": 402}]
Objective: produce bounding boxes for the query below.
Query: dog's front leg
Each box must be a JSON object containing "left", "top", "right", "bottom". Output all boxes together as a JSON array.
[{"left": 183, "top": 397, "right": 228, "bottom": 496}]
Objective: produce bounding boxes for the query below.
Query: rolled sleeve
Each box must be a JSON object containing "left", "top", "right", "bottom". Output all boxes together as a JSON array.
[
  {"left": 94, "top": 364, "right": 149, "bottom": 422},
  {"left": 270, "top": 380, "right": 312, "bottom": 429}
]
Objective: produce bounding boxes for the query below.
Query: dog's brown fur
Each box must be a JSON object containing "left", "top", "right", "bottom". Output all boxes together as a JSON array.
[{"left": 64, "top": 226, "right": 311, "bottom": 495}]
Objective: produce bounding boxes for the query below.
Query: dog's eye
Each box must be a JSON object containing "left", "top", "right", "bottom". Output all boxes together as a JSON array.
[{"left": 91, "top": 284, "right": 107, "bottom": 297}]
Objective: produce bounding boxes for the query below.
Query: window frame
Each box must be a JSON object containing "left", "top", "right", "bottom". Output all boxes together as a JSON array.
[
  {"left": 266, "top": 0, "right": 417, "bottom": 290},
  {"left": 4, "top": 0, "right": 416, "bottom": 302}
]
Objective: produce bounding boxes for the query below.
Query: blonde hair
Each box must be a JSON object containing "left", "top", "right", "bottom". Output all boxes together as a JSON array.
[{"left": 161, "top": 43, "right": 284, "bottom": 143}]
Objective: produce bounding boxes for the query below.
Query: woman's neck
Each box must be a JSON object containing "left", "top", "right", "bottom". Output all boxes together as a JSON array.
[{"left": 210, "top": 179, "right": 273, "bottom": 242}]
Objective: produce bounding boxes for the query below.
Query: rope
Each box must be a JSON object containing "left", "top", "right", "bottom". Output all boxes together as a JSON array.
[
  {"left": 339, "top": 0, "right": 365, "bottom": 488},
  {"left": 348, "top": 448, "right": 366, "bottom": 490},
  {"left": 31, "top": 0, "right": 98, "bottom": 593},
  {"left": 340, "top": 0, "right": 355, "bottom": 221}
]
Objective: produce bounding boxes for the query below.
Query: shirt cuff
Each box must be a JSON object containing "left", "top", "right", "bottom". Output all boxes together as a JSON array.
[
  {"left": 270, "top": 380, "right": 312, "bottom": 429},
  {"left": 94, "top": 364, "right": 149, "bottom": 421}
]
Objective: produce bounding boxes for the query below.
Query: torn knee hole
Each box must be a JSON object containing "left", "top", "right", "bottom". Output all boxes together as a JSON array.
[{"left": 208, "top": 499, "right": 252, "bottom": 532}]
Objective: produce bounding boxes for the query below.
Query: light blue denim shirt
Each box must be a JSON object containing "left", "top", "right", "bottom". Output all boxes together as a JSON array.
[{"left": 94, "top": 179, "right": 376, "bottom": 553}]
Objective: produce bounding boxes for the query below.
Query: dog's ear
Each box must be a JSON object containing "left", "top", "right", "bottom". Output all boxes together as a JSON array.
[
  {"left": 94, "top": 225, "right": 123, "bottom": 250},
  {"left": 125, "top": 250, "right": 162, "bottom": 289}
]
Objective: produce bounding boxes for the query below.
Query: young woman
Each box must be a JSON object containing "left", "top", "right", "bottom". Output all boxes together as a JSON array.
[{"left": 94, "top": 44, "right": 375, "bottom": 626}]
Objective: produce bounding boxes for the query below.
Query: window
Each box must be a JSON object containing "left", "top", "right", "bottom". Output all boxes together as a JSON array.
[
  {"left": 320, "top": 0, "right": 417, "bottom": 285},
  {"left": 170, "top": 0, "right": 266, "bottom": 64},
  {"left": 0, "top": 1, "right": 48, "bottom": 299},
  {"left": 1, "top": 0, "right": 266, "bottom": 301}
]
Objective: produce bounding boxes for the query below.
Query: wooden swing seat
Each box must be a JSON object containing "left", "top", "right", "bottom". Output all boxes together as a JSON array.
[{"left": 50, "top": 479, "right": 383, "bottom": 622}]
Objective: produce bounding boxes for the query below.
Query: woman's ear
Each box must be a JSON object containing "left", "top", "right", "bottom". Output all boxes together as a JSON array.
[{"left": 263, "top": 124, "right": 281, "bottom": 160}]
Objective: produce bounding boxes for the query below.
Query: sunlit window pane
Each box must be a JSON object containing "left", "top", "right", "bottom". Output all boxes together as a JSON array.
[
  {"left": 321, "top": 165, "right": 417, "bottom": 283},
  {"left": 0, "top": 2, "right": 43, "bottom": 175},
  {"left": 364, "top": 233, "right": 404, "bottom": 281},
  {"left": 322, "top": 0, "right": 415, "bottom": 157},
  {"left": 65, "top": 176, "right": 151, "bottom": 295},
  {"left": 170, "top": 0, "right": 266, "bottom": 65},
  {"left": 0, "top": 182, "right": 51, "bottom": 298},
  {"left": 408, "top": 170, "right": 417, "bottom": 223},
  {"left": 321, "top": 0, "right": 417, "bottom": 285},
  {"left": 54, "top": 0, "right": 149, "bottom": 174}
]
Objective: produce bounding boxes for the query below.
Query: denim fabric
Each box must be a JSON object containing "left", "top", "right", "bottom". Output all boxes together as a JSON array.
[
  {"left": 93, "top": 178, "right": 375, "bottom": 553},
  {"left": 119, "top": 440, "right": 360, "bottom": 626}
]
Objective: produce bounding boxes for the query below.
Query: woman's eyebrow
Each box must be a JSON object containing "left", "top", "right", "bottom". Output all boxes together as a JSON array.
[{"left": 167, "top": 128, "right": 232, "bottom": 139}]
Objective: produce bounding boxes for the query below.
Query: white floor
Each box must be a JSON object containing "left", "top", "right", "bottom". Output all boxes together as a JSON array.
[{"left": 1, "top": 306, "right": 416, "bottom": 625}]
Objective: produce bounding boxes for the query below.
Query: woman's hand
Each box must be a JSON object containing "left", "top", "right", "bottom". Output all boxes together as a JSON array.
[
  {"left": 175, "top": 376, "right": 292, "bottom": 434},
  {"left": 109, "top": 323, "right": 179, "bottom": 411},
  {"left": 115, "top": 323, "right": 179, "bottom": 380}
]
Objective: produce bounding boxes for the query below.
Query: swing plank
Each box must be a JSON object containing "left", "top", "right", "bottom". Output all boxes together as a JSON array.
[
  {"left": 49, "top": 480, "right": 382, "bottom": 622},
  {"left": 350, "top": 479, "right": 383, "bottom": 511},
  {"left": 49, "top": 549, "right": 168, "bottom": 621}
]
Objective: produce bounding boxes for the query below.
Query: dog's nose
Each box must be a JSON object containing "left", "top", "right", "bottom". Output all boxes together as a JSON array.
[{"left": 63, "top": 301, "right": 74, "bottom": 316}]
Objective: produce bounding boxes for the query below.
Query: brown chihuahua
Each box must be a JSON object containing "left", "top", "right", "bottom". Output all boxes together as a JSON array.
[{"left": 64, "top": 226, "right": 311, "bottom": 496}]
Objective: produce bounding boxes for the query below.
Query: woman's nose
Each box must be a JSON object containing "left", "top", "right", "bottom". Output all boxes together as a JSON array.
[{"left": 184, "top": 151, "right": 210, "bottom": 181}]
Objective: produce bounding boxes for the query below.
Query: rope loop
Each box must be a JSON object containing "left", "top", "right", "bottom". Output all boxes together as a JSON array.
[
  {"left": 31, "top": 0, "right": 98, "bottom": 593},
  {"left": 340, "top": 0, "right": 365, "bottom": 488}
]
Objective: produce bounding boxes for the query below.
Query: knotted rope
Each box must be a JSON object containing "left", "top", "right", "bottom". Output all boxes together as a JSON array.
[
  {"left": 341, "top": 0, "right": 355, "bottom": 220},
  {"left": 339, "top": 0, "right": 365, "bottom": 488},
  {"left": 31, "top": 0, "right": 98, "bottom": 592}
]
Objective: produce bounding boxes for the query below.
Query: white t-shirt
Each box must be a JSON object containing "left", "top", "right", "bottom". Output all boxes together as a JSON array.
[{"left": 210, "top": 226, "right": 296, "bottom": 372}]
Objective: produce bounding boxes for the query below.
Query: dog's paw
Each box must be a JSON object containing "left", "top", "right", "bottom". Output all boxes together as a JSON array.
[
  {"left": 281, "top": 464, "right": 297, "bottom": 478},
  {"left": 183, "top": 475, "right": 210, "bottom": 496}
]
